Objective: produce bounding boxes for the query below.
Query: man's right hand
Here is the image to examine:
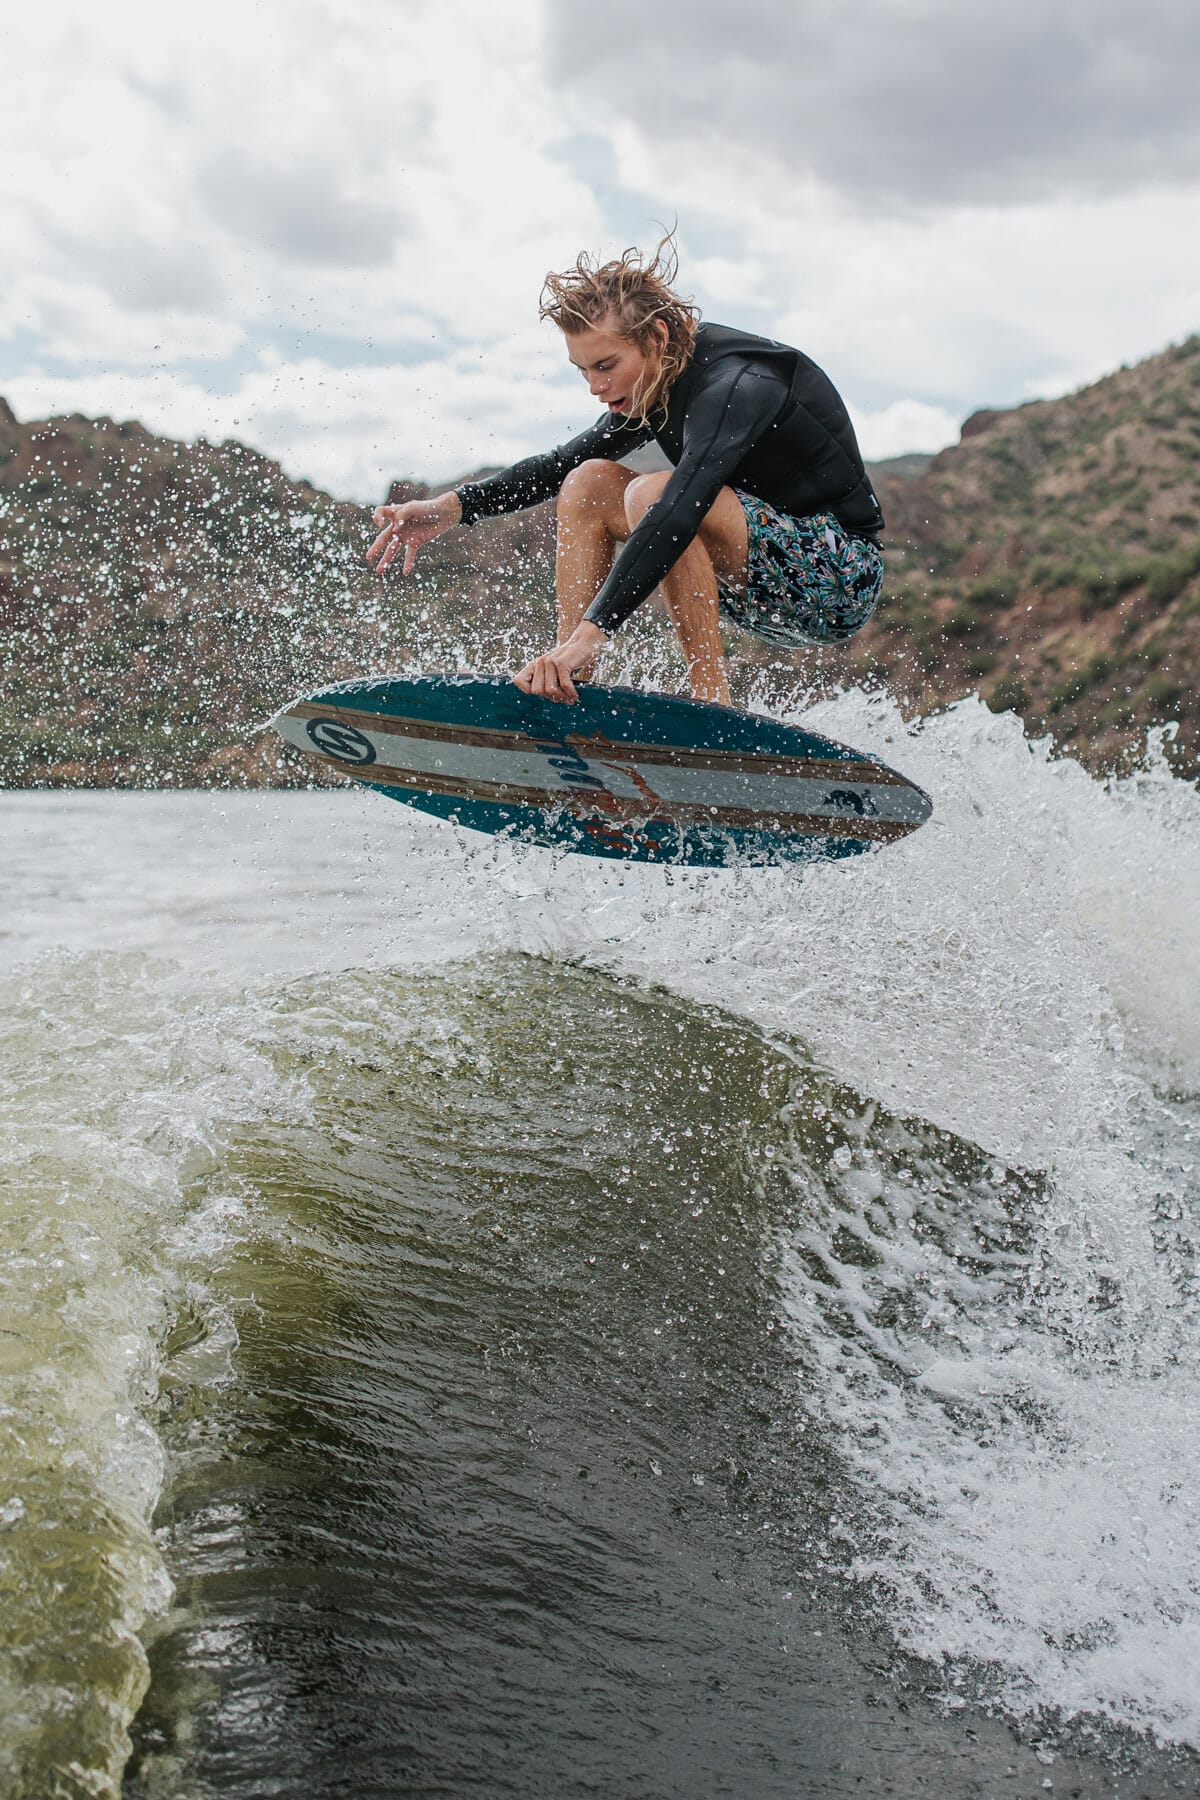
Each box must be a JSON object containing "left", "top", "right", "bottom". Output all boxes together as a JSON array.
[{"left": 367, "top": 492, "right": 463, "bottom": 576}]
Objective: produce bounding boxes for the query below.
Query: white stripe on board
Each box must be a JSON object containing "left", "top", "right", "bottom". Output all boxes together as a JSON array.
[{"left": 275, "top": 711, "right": 927, "bottom": 827}]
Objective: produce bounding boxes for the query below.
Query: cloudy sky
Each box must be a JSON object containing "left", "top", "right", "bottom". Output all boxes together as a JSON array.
[{"left": 2, "top": 0, "right": 1198, "bottom": 500}]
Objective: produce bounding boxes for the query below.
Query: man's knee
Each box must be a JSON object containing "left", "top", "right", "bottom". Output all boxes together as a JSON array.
[
  {"left": 558, "top": 458, "right": 627, "bottom": 513},
  {"left": 623, "top": 471, "right": 670, "bottom": 530}
]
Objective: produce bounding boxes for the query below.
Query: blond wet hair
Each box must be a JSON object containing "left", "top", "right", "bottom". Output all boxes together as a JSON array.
[{"left": 539, "top": 231, "right": 700, "bottom": 426}]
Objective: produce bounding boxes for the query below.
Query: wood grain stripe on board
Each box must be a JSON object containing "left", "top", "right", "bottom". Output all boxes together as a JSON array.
[
  {"left": 285, "top": 700, "right": 907, "bottom": 788},
  {"left": 343, "top": 758, "right": 914, "bottom": 843}
]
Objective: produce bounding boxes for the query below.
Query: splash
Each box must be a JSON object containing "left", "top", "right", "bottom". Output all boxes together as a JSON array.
[{"left": 475, "top": 684, "right": 1200, "bottom": 1745}]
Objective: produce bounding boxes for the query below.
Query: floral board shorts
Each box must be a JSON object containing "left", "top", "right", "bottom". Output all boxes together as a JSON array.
[{"left": 717, "top": 493, "right": 884, "bottom": 648}]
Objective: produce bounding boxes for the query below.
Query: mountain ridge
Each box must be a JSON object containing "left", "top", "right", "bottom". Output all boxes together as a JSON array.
[{"left": 1, "top": 332, "right": 1197, "bottom": 787}]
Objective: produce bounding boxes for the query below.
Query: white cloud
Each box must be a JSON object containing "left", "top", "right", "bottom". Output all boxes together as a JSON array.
[
  {"left": 561, "top": 110, "right": 1200, "bottom": 422},
  {"left": 546, "top": 0, "right": 1200, "bottom": 209},
  {"left": 2, "top": 0, "right": 1198, "bottom": 504},
  {"left": 2, "top": 330, "right": 598, "bottom": 502},
  {"left": 0, "top": 0, "right": 615, "bottom": 494},
  {"left": 854, "top": 401, "right": 960, "bottom": 464}
]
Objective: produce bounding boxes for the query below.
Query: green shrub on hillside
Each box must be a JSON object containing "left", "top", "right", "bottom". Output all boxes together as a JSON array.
[
  {"left": 967, "top": 578, "right": 1015, "bottom": 608},
  {"left": 1143, "top": 672, "right": 1183, "bottom": 715},
  {"left": 878, "top": 586, "right": 926, "bottom": 633},
  {"left": 1145, "top": 539, "right": 1200, "bottom": 607},
  {"left": 1049, "top": 671, "right": 1090, "bottom": 713},
  {"left": 1079, "top": 560, "right": 1147, "bottom": 609},
  {"left": 1026, "top": 558, "right": 1066, "bottom": 591},
  {"left": 988, "top": 678, "right": 1030, "bottom": 714}
]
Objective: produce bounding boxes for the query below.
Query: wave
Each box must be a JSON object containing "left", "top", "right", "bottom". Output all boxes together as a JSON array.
[
  {"left": 481, "top": 686, "right": 1200, "bottom": 1745},
  {"left": 3, "top": 685, "right": 1200, "bottom": 1788},
  {"left": 0, "top": 952, "right": 301, "bottom": 1795}
]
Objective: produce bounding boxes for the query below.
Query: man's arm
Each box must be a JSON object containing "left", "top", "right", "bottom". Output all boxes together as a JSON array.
[
  {"left": 456, "top": 412, "right": 654, "bottom": 524},
  {"left": 583, "top": 362, "right": 789, "bottom": 633}
]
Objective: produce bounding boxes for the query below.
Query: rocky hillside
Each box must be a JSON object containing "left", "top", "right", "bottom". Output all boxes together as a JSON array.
[
  {"left": 842, "top": 334, "right": 1200, "bottom": 778},
  {"left": 1, "top": 330, "right": 1198, "bottom": 788},
  {"left": 0, "top": 402, "right": 555, "bottom": 786}
]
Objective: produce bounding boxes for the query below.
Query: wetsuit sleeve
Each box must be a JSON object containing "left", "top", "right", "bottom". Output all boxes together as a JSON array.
[
  {"left": 583, "top": 361, "right": 790, "bottom": 635},
  {"left": 455, "top": 413, "right": 654, "bottom": 524}
]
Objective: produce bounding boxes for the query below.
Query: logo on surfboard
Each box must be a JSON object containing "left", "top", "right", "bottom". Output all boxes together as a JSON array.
[
  {"left": 529, "top": 731, "right": 607, "bottom": 792},
  {"left": 306, "top": 718, "right": 377, "bottom": 765},
  {"left": 823, "top": 787, "right": 878, "bottom": 816}
]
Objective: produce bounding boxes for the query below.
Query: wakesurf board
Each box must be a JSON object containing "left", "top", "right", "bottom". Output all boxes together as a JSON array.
[{"left": 269, "top": 674, "right": 932, "bottom": 867}]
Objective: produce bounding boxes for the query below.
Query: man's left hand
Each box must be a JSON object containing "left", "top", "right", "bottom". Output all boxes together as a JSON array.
[{"left": 514, "top": 621, "right": 608, "bottom": 704}]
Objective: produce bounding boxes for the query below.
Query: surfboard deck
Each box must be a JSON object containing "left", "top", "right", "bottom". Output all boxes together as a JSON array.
[{"left": 269, "top": 674, "right": 932, "bottom": 867}]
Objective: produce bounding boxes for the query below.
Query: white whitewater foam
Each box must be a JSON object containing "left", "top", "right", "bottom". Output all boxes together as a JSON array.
[{"left": 460, "top": 685, "right": 1200, "bottom": 1744}]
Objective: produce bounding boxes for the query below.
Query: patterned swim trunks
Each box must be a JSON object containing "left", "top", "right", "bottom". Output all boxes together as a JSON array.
[{"left": 717, "top": 493, "right": 884, "bottom": 648}]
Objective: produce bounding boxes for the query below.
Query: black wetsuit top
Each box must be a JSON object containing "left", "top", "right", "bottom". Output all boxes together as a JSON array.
[{"left": 455, "top": 322, "right": 883, "bottom": 635}]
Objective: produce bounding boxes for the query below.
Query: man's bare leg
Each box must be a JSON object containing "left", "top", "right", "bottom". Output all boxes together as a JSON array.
[
  {"left": 658, "top": 539, "right": 732, "bottom": 706},
  {"left": 623, "top": 474, "right": 748, "bottom": 707},
  {"left": 555, "top": 459, "right": 635, "bottom": 678}
]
